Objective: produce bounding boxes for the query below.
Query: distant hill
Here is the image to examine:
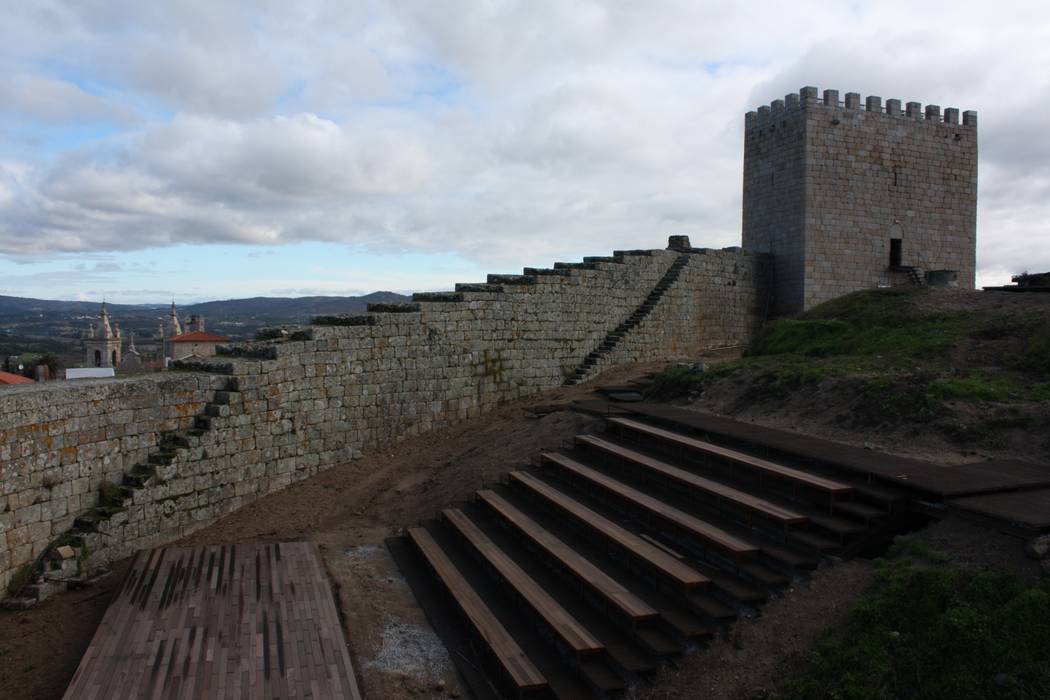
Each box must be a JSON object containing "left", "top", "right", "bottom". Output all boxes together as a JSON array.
[{"left": 0, "top": 291, "right": 411, "bottom": 362}]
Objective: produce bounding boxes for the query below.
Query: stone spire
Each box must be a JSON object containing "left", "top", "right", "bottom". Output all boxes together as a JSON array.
[
  {"left": 98, "top": 302, "right": 113, "bottom": 339},
  {"left": 168, "top": 301, "right": 183, "bottom": 337}
]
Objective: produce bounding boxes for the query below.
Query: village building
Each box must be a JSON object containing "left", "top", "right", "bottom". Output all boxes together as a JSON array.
[{"left": 161, "top": 303, "right": 228, "bottom": 362}]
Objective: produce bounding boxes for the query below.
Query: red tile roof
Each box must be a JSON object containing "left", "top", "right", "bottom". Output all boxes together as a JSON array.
[
  {"left": 168, "top": 331, "right": 228, "bottom": 343},
  {"left": 0, "top": 370, "right": 34, "bottom": 385}
]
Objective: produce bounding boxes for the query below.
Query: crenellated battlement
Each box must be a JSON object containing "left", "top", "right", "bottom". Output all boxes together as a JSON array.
[
  {"left": 743, "top": 85, "right": 977, "bottom": 313},
  {"left": 745, "top": 86, "right": 977, "bottom": 130}
]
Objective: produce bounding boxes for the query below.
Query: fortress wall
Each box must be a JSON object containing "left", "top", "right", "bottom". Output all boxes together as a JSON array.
[
  {"left": 0, "top": 244, "right": 768, "bottom": 594},
  {"left": 0, "top": 374, "right": 217, "bottom": 590}
]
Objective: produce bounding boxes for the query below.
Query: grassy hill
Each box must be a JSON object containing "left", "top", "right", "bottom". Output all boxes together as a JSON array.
[{"left": 652, "top": 287, "right": 1050, "bottom": 460}]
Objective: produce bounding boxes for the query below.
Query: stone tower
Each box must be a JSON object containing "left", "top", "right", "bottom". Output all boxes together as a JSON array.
[
  {"left": 742, "top": 86, "right": 977, "bottom": 314},
  {"left": 166, "top": 301, "right": 183, "bottom": 338},
  {"left": 83, "top": 302, "right": 122, "bottom": 368}
]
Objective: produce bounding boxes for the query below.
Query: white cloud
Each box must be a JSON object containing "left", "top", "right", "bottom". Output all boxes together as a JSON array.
[{"left": 0, "top": 0, "right": 1049, "bottom": 286}]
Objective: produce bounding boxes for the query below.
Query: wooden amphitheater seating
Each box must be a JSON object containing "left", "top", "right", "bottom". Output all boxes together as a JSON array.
[
  {"left": 408, "top": 527, "right": 548, "bottom": 694},
  {"left": 540, "top": 452, "right": 761, "bottom": 560},
  {"left": 607, "top": 417, "right": 853, "bottom": 498},
  {"left": 441, "top": 508, "right": 604, "bottom": 657},
  {"left": 507, "top": 471, "right": 710, "bottom": 592},
  {"left": 475, "top": 489, "right": 659, "bottom": 626},
  {"left": 574, "top": 435, "right": 808, "bottom": 527}
]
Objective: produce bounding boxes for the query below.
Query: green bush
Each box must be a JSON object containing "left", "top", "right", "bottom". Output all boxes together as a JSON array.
[{"left": 781, "top": 547, "right": 1050, "bottom": 700}]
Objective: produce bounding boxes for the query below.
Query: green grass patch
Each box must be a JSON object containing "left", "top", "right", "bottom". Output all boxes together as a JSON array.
[
  {"left": 1021, "top": 328, "right": 1050, "bottom": 378},
  {"left": 646, "top": 362, "right": 743, "bottom": 400},
  {"left": 750, "top": 317, "right": 963, "bottom": 358},
  {"left": 781, "top": 545, "right": 1050, "bottom": 700},
  {"left": 928, "top": 375, "right": 1015, "bottom": 402},
  {"left": 1031, "top": 383, "right": 1050, "bottom": 402}
]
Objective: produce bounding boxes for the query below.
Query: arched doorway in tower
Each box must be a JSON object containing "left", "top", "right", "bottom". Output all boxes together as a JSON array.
[
  {"left": 111, "top": 350, "right": 118, "bottom": 367},
  {"left": 94, "top": 350, "right": 101, "bottom": 367}
]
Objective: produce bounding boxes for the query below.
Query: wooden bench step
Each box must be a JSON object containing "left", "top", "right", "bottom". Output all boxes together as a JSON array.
[
  {"left": 575, "top": 435, "right": 809, "bottom": 526},
  {"left": 604, "top": 640, "right": 658, "bottom": 674},
  {"left": 476, "top": 490, "right": 659, "bottom": 624},
  {"left": 607, "top": 417, "right": 853, "bottom": 496},
  {"left": 808, "top": 511, "right": 869, "bottom": 537},
  {"left": 788, "top": 530, "right": 839, "bottom": 552},
  {"left": 580, "top": 661, "right": 626, "bottom": 693},
  {"left": 408, "top": 527, "right": 548, "bottom": 692},
  {"left": 442, "top": 508, "right": 604, "bottom": 657},
  {"left": 541, "top": 452, "right": 760, "bottom": 560},
  {"left": 834, "top": 499, "right": 889, "bottom": 522},
  {"left": 508, "top": 471, "right": 710, "bottom": 592},
  {"left": 851, "top": 481, "right": 913, "bottom": 506},
  {"left": 692, "top": 565, "right": 767, "bottom": 604},
  {"left": 635, "top": 626, "right": 684, "bottom": 656},
  {"left": 687, "top": 591, "right": 737, "bottom": 621},
  {"left": 657, "top": 606, "right": 719, "bottom": 639},
  {"left": 736, "top": 559, "right": 791, "bottom": 587}
]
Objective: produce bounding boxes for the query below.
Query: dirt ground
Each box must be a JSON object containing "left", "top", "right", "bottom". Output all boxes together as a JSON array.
[
  {"left": 631, "top": 560, "right": 875, "bottom": 700},
  {"left": 0, "top": 363, "right": 659, "bottom": 700}
]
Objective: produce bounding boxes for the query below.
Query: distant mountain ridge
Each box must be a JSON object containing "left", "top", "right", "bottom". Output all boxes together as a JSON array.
[{"left": 0, "top": 291, "right": 412, "bottom": 354}]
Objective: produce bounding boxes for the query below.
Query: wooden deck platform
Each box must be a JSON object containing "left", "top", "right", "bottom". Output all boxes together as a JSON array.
[{"left": 64, "top": 542, "right": 361, "bottom": 700}]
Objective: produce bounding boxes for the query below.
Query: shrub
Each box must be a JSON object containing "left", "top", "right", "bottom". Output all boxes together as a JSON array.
[{"left": 781, "top": 547, "right": 1050, "bottom": 699}]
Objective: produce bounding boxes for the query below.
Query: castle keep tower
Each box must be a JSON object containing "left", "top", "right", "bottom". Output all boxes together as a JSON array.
[{"left": 743, "top": 86, "right": 977, "bottom": 313}]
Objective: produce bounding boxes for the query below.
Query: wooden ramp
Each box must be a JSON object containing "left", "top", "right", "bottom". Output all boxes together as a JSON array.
[{"left": 64, "top": 542, "right": 361, "bottom": 700}]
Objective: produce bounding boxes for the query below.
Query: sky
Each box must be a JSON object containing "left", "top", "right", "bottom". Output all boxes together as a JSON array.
[{"left": 0, "top": 1, "right": 1048, "bottom": 303}]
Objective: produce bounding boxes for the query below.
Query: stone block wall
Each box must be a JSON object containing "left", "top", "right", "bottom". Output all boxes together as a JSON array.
[
  {"left": 0, "top": 374, "right": 216, "bottom": 591},
  {"left": 0, "top": 243, "right": 768, "bottom": 595},
  {"left": 744, "top": 86, "right": 977, "bottom": 313}
]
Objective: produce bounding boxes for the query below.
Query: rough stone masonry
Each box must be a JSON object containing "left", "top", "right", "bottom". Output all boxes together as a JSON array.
[
  {"left": 0, "top": 244, "right": 767, "bottom": 597},
  {"left": 743, "top": 86, "right": 977, "bottom": 313}
]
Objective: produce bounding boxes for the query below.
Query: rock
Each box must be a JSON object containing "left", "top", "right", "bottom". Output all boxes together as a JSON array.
[
  {"left": 55, "top": 544, "right": 77, "bottom": 560},
  {"left": 1024, "top": 534, "right": 1050, "bottom": 560},
  {"left": 689, "top": 362, "right": 707, "bottom": 373}
]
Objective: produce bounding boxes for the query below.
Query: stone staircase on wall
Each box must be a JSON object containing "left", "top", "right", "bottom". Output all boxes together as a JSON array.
[
  {"left": 4, "top": 372, "right": 241, "bottom": 608},
  {"left": 391, "top": 414, "right": 907, "bottom": 699},
  {"left": 563, "top": 253, "right": 692, "bottom": 387}
]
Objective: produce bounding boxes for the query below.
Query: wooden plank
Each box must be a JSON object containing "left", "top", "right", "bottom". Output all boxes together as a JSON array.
[
  {"left": 508, "top": 471, "right": 710, "bottom": 591},
  {"left": 408, "top": 527, "right": 548, "bottom": 691},
  {"left": 443, "top": 508, "right": 604, "bottom": 655},
  {"left": 477, "top": 489, "right": 659, "bottom": 623},
  {"left": 62, "top": 542, "right": 361, "bottom": 700},
  {"left": 575, "top": 435, "right": 808, "bottom": 526},
  {"left": 541, "top": 452, "right": 760, "bottom": 559},
  {"left": 608, "top": 417, "right": 853, "bottom": 495}
]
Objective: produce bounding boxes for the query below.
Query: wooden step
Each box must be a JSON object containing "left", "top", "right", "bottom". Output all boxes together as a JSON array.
[
  {"left": 579, "top": 661, "right": 626, "bottom": 694},
  {"left": 607, "top": 417, "right": 853, "bottom": 497},
  {"left": 476, "top": 490, "right": 659, "bottom": 625},
  {"left": 407, "top": 527, "right": 548, "bottom": 693},
  {"left": 834, "top": 499, "right": 890, "bottom": 522},
  {"left": 692, "top": 566, "right": 767, "bottom": 604},
  {"left": 541, "top": 452, "right": 760, "bottom": 560},
  {"left": 462, "top": 503, "right": 660, "bottom": 677},
  {"left": 686, "top": 590, "right": 737, "bottom": 621},
  {"left": 442, "top": 508, "right": 604, "bottom": 657},
  {"left": 736, "top": 559, "right": 791, "bottom": 587},
  {"left": 635, "top": 626, "right": 683, "bottom": 656},
  {"left": 788, "top": 530, "right": 839, "bottom": 552},
  {"left": 575, "top": 435, "right": 808, "bottom": 527},
  {"left": 508, "top": 471, "right": 710, "bottom": 592},
  {"left": 807, "top": 511, "right": 869, "bottom": 537}
]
